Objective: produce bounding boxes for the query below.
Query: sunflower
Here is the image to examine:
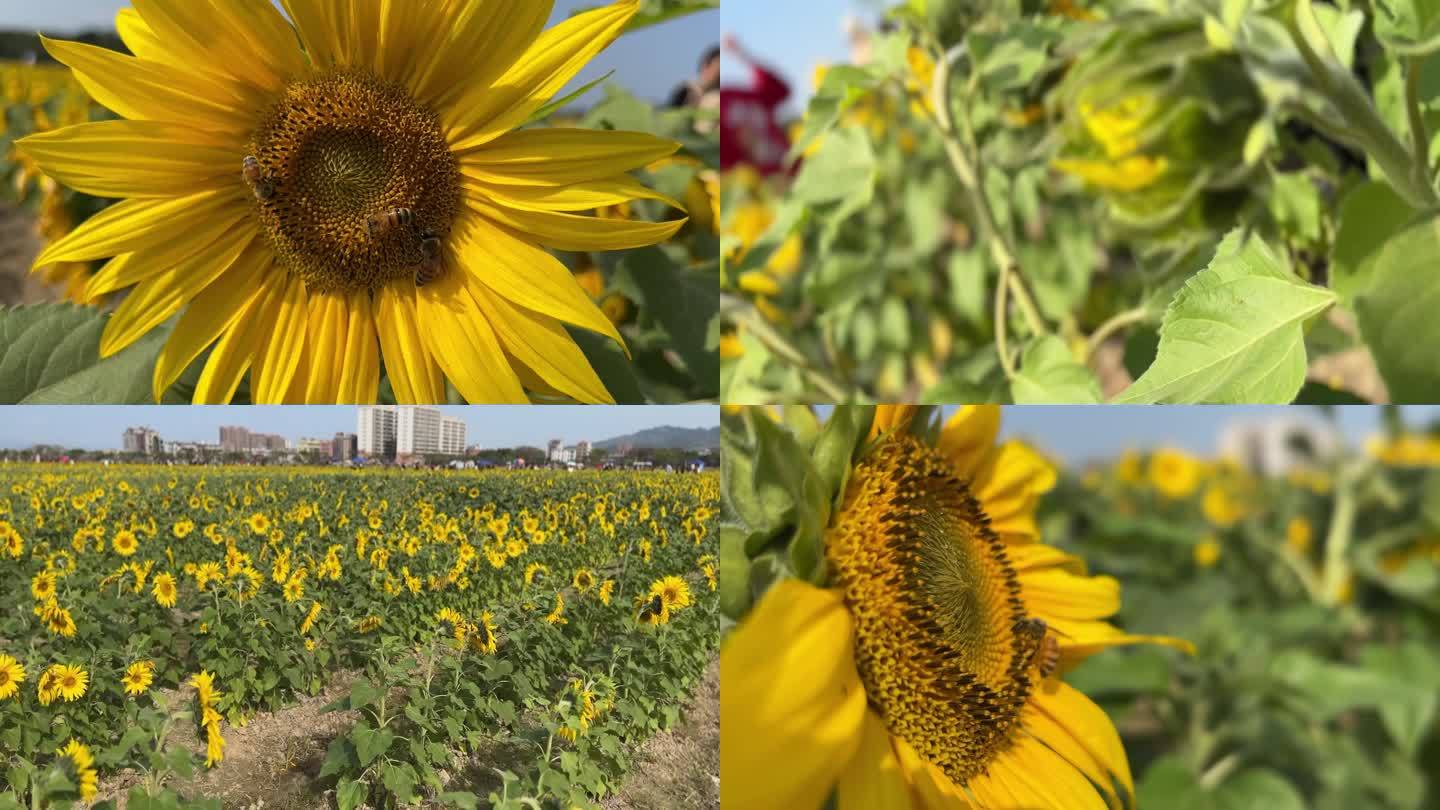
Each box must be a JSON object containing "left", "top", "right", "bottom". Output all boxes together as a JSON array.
[
  {"left": 31, "top": 569, "right": 57, "bottom": 601},
  {"left": 1148, "top": 448, "right": 1201, "bottom": 499},
  {"left": 300, "top": 601, "right": 323, "bottom": 635},
  {"left": 572, "top": 567, "right": 596, "bottom": 593},
  {"left": 468, "top": 611, "right": 498, "bottom": 655},
  {"left": 0, "top": 654, "right": 25, "bottom": 700},
  {"left": 42, "top": 601, "right": 78, "bottom": 638},
  {"left": 56, "top": 739, "right": 98, "bottom": 801},
  {"left": 356, "top": 615, "right": 383, "bottom": 634},
  {"left": 191, "top": 670, "right": 220, "bottom": 708},
  {"left": 722, "top": 406, "right": 1192, "bottom": 809},
  {"left": 435, "top": 606, "right": 466, "bottom": 641},
  {"left": 0, "top": 521, "right": 23, "bottom": 558},
  {"left": 598, "top": 579, "right": 616, "bottom": 606},
  {"left": 47, "top": 664, "right": 89, "bottom": 704},
  {"left": 545, "top": 592, "right": 567, "bottom": 625},
  {"left": 113, "top": 529, "right": 139, "bottom": 556},
  {"left": 525, "top": 562, "right": 549, "bottom": 585},
  {"left": 248, "top": 513, "right": 271, "bottom": 536},
  {"left": 1194, "top": 536, "right": 1222, "bottom": 568},
  {"left": 153, "top": 571, "right": 178, "bottom": 607},
  {"left": 1286, "top": 517, "right": 1314, "bottom": 555},
  {"left": 18, "top": 0, "right": 683, "bottom": 404},
  {"left": 122, "top": 660, "right": 155, "bottom": 697},
  {"left": 648, "top": 575, "right": 691, "bottom": 613}
]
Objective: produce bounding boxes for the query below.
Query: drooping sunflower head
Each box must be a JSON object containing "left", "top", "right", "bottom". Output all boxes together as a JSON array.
[
  {"left": 721, "top": 405, "right": 1195, "bottom": 809},
  {"left": 56, "top": 739, "right": 99, "bottom": 801},
  {"left": 18, "top": 0, "right": 685, "bottom": 405}
]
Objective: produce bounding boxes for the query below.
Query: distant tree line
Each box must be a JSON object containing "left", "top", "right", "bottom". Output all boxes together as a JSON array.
[{"left": 0, "top": 30, "right": 127, "bottom": 63}]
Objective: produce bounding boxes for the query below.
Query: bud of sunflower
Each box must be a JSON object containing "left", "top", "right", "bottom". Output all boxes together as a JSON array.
[{"left": 1051, "top": 16, "right": 1264, "bottom": 235}]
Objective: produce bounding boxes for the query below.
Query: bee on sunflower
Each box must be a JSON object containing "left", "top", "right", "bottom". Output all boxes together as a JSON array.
[{"left": 721, "top": 405, "right": 1193, "bottom": 809}]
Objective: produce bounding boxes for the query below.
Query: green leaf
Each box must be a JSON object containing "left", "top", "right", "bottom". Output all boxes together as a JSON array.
[
  {"left": 1012, "top": 336, "right": 1102, "bottom": 403},
  {"left": 614, "top": 248, "right": 719, "bottom": 392},
  {"left": 1136, "top": 757, "right": 1210, "bottom": 810},
  {"left": 336, "top": 780, "right": 368, "bottom": 810},
  {"left": 790, "top": 66, "right": 880, "bottom": 159},
  {"left": 791, "top": 126, "right": 876, "bottom": 206},
  {"left": 1374, "top": 0, "right": 1440, "bottom": 55},
  {"left": 351, "top": 725, "right": 394, "bottom": 767},
  {"left": 1355, "top": 215, "right": 1440, "bottom": 401},
  {"left": 438, "top": 792, "right": 479, "bottom": 809},
  {"left": 1330, "top": 180, "right": 1415, "bottom": 302},
  {"left": 0, "top": 304, "right": 103, "bottom": 403},
  {"left": 1214, "top": 769, "right": 1305, "bottom": 810},
  {"left": 1116, "top": 231, "right": 1336, "bottom": 403}
]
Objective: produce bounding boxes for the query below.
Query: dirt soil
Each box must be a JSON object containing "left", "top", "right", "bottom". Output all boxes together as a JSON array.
[
  {"left": 0, "top": 203, "right": 48, "bottom": 305},
  {"left": 603, "top": 658, "right": 720, "bottom": 810}
]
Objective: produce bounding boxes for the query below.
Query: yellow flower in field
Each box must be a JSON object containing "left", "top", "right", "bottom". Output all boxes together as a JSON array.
[
  {"left": 545, "top": 592, "right": 568, "bottom": 625},
  {"left": 300, "top": 601, "right": 323, "bottom": 635},
  {"left": 1148, "top": 448, "right": 1201, "bottom": 499},
  {"left": 722, "top": 405, "right": 1192, "bottom": 810},
  {"left": 0, "top": 654, "right": 25, "bottom": 700},
  {"left": 1193, "top": 537, "right": 1222, "bottom": 568},
  {"left": 525, "top": 562, "right": 549, "bottom": 585},
  {"left": 435, "top": 606, "right": 466, "bottom": 642},
  {"left": 191, "top": 670, "right": 220, "bottom": 708},
  {"left": 598, "top": 579, "right": 616, "bottom": 606},
  {"left": 56, "top": 739, "right": 98, "bottom": 801},
  {"left": 572, "top": 567, "right": 596, "bottom": 594},
  {"left": 1115, "top": 450, "right": 1143, "bottom": 485},
  {"left": 0, "top": 521, "right": 23, "bottom": 558},
  {"left": 283, "top": 570, "right": 306, "bottom": 602},
  {"left": 153, "top": 571, "right": 178, "bottom": 607},
  {"left": 47, "top": 664, "right": 89, "bottom": 704},
  {"left": 649, "top": 575, "right": 692, "bottom": 613},
  {"left": 248, "top": 513, "right": 271, "bottom": 536},
  {"left": 203, "top": 719, "right": 226, "bottom": 768},
  {"left": 42, "top": 601, "right": 78, "bottom": 638},
  {"left": 636, "top": 592, "right": 669, "bottom": 626},
  {"left": 1201, "top": 483, "right": 1247, "bottom": 528},
  {"left": 31, "top": 569, "right": 57, "bottom": 601},
  {"left": 122, "top": 661, "right": 155, "bottom": 697},
  {"left": 18, "top": 0, "right": 681, "bottom": 405},
  {"left": 113, "top": 528, "right": 139, "bottom": 556},
  {"left": 356, "top": 615, "right": 383, "bottom": 634},
  {"left": 468, "top": 611, "right": 498, "bottom": 655},
  {"left": 305, "top": 638, "right": 317, "bottom": 652},
  {"left": 1286, "top": 517, "right": 1313, "bottom": 556},
  {"left": 173, "top": 518, "right": 195, "bottom": 538},
  {"left": 702, "top": 563, "right": 717, "bottom": 592}
]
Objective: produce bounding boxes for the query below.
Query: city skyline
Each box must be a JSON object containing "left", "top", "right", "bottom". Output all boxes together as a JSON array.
[{"left": 0, "top": 406, "right": 719, "bottom": 451}]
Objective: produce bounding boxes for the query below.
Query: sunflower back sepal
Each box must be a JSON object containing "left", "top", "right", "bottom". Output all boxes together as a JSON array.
[
  {"left": 720, "top": 412, "right": 792, "bottom": 554},
  {"left": 810, "top": 405, "right": 874, "bottom": 511}
]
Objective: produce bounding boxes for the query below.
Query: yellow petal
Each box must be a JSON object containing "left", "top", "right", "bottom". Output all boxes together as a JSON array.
[
  {"left": 18, "top": 120, "right": 237, "bottom": 198},
  {"left": 446, "top": 0, "right": 640, "bottom": 151},
  {"left": 471, "top": 197, "right": 684, "bottom": 252},
  {"left": 193, "top": 272, "right": 281, "bottom": 404},
  {"left": 476, "top": 174, "right": 683, "bottom": 213},
  {"left": 298, "top": 292, "right": 347, "bottom": 404},
  {"left": 411, "top": 0, "right": 552, "bottom": 113},
  {"left": 869, "top": 405, "right": 918, "bottom": 440},
  {"left": 1047, "top": 618, "right": 1196, "bottom": 665},
  {"left": 415, "top": 269, "right": 528, "bottom": 403},
  {"left": 100, "top": 227, "right": 255, "bottom": 357},
  {"left": 1029, "top": 680, "right": 1134, "bottom": 808},
  {"left": 41, "top": 37, "right": 251, "bottom": 137},
  {"left": 469, "top": 282, "right": 615, "bottom": 404},
  {"left": 453, "top": 213, "right": 628, "bottom": 355},
  {"left": 460, "top": 128, "right": 680, "bottom": 186},
  {"left": 279, "top": 0, "right": 348, "bottom": 69},
  {"left": 973, "top": 440, "right": 1057, "bottom": 542},
  {"left": 84, "top": 199, "right": 250, "bottom": 301},
  {"left": 1006, "top": 544, "right": 1087, "bottom": 576},
  {"left": 836, "top": 711, "right": 918, "bottom": 810},
  {"left": 891, "top": 737, "right": 973, "bottom": 809},
  {"left": 968, "top": 734, "right": 1108, "bottom": 810},
  {"left": 375, "top": 279, "right": 446, "bottom": 404},
  {"left": 937, "top": 405, "right": 1002, "bottom": 479},
  {"left": 720, "top": 580, "right": 866, "bottom": 810},
  {"left": 1019, "top": 569, "right": 1120, "bottom": 622},
  {"left": 338, "top": 290, "right": 380, "bottom": 404},
  {"left": 36, "top": 190, "right": 242, "bottom": 267},
  {"left": 151, "top": 241, "right": 272, "bottom": 402},
  {"left": 130, "top": 0, "right": 293, "bottom": 98},
  {"left": 251, "top": 273, "right": 309, "bottom": 404}
]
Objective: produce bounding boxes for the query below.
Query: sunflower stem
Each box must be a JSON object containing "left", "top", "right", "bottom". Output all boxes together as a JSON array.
[
  {"left": 1198, "top": 752, "right": 1242, "bottom": 789},
  {"left": 720, "top": 294, "right": 853, "bottom": 401},
  {"left": 1320, "top": 462, "right": 1359, "bottom": 606}
]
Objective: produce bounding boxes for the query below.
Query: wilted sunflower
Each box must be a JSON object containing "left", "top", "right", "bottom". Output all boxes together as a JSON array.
[
  {"left": 0, "top": 654, "right": 25, "bottom": 701},
  {"left": 122, "top": 660, "right": 155, "bottom": 697},
  {"left": 722, "top": 406, "right": 1193, "bottom": 809},
  {"left": 19, "top": 0, "right": 683, "bottom": 404},
  {"left": 55, "top": 739, "right": 99, "bottom": 801}
]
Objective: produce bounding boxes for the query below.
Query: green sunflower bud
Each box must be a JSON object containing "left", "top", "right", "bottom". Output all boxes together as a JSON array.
[{"left": 1052, "top": 15, "right": 1265, "bottom": 235}]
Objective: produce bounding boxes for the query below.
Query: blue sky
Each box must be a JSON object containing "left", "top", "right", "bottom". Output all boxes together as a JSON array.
[
  {"left": 722, "top": 0, "right": 866, "bottom": 115},
  {"left": 0, "top": 1, "right": 718, "bottom": 103},
  {"left": 0, "top": 406, "right": 719, "bottom": 450}
]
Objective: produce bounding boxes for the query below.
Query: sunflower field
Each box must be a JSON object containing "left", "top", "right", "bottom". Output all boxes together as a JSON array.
[
  {"left": 721, "top": 0, "right": 1440, "bottom": 405},
  {"left": 0, "top": 0, "right": 720, "bottom": 405},
  {"left": 720, "top": 405, "right": 1440, "bottom": 809},
  {"left": 0, "top": 464, "right": 719, "bottom": 809}
]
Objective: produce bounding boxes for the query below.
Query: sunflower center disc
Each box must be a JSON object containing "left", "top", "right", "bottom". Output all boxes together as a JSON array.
[
  {"left": 827, "top": 436, "right": 1036, "bottom": 783},
  {"left": 249, "top": 71, "right": 460, "bottom": 294}
]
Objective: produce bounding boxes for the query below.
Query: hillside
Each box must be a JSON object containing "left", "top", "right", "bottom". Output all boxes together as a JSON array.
[{"left": 594, "top": 425, "right": 719, "bottom": 452}]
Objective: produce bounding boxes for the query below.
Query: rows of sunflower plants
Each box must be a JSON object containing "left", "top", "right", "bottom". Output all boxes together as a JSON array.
[
  {"left": 0, "top": 0, "right": 720, "bottom": 404},
  {"left": 1037, "top": 408, "right": 1440, "bottom": 809},
  {"left": 0, "top": 464, "right": 719, "bottom": 809},
  {"left": 719, "top": 404, "right": 1440, "bottom": 808},
  {"left": 721, "top": 0, "right": 1440, "bottom": 404}
]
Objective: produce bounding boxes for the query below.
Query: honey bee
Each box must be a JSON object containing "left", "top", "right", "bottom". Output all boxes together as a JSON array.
[
  {"left": 367, "top": 207, "right": 415, "bottom": 238},
  {"left": 415, "top": 231, "right": 446, "bottom": 287},
  {"left": 637, "top": 594, "right": 666, "bottom": 624},
  {"left": 241, "top": 155, "right": 274, "bottom": 201},
  {"left": 1013, "top": 617, "right": 1062, "bottom": 679}
]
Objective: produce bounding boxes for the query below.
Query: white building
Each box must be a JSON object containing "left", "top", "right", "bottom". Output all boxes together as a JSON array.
[
  {"left": 357, "top": 406, "right": 398, "bottom": 458},
  {"left": 297, "top": 437, "right": 330, "bottom": 454},
  {"left": 1218, "top": 416, "right": 1338, "bottom": 476},
  {"left": 360, "top": 407, "right": 465, "bottom": 459}
]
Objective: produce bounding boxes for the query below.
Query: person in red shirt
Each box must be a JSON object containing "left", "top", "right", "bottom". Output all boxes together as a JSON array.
[{"left": 719, "top": 34, "right": 794, "bottom": 177}]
